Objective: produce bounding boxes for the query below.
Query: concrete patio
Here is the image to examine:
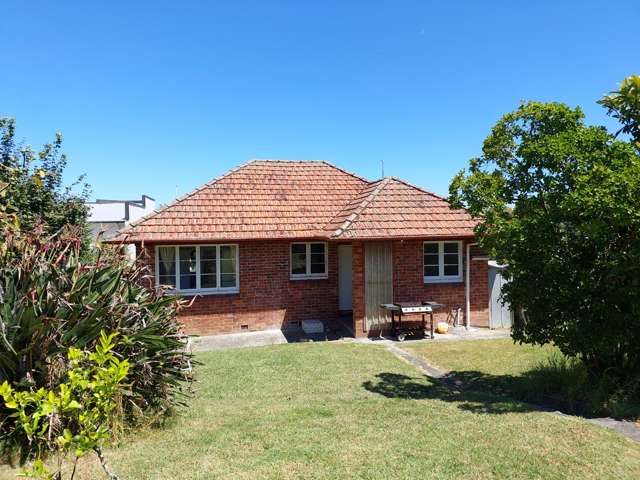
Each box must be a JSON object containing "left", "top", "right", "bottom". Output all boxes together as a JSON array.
[{"left": 189, "top": 324, "right": 510, "bottom": 352}]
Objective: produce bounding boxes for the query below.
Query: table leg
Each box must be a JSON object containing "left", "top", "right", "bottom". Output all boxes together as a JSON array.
[
  {"left": 430, "top": 311, "right": 434, "bottom": 339},
  {"left": 391, "top": 311, "right": 395, "bottom": 335}
]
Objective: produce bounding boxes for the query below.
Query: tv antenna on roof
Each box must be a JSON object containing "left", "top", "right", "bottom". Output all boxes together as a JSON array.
[{"left": 380, "top": 159, "right": 385, "bottom": 178}]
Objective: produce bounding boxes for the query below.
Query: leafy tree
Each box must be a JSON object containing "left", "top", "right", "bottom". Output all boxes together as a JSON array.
[
  {"left": 0, "top": 117, "right": 89, "bottom": 234},
  {"left": 599, "top": 75, "right": 640, "bottom": 149},
  {"left": 449, "top": 84, "right": 640, "bottom": 376}
]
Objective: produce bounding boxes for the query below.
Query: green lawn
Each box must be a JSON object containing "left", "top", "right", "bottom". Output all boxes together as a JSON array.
[
  {"left": 2, "top": 341, "right": 640, "bottom": 479},
  {"left": 405, "top": 338, "right": 558, "bottom": 376},
  {"left": 405, "top": 338, "right": 640, "bottom": 419}
]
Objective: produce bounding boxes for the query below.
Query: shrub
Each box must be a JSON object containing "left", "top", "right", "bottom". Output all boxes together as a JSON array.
[
  {"left": 0, "top": 220, "right": 193, "bottom": 464},
  {"left": 1, "top": 331, "right": 129, "bottom": 479},
  {"left": 510, "top": 354, "right": 640, "bottom": 419}
]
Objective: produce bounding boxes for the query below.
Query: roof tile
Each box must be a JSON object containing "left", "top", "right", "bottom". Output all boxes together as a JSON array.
[{"left": 111, "top": 160, "right": 476, "bottom": 243}]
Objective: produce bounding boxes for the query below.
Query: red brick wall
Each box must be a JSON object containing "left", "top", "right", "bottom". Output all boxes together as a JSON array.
[
  {"left": 137, "top": 238, "right": 489, "bottom": 336},
  {"left": 352, "top": 240, "right": 489, "bottom": 337},
  {"left": 351, "top": 242, "right": 366, "bottom": 336},
  {"left": 139, "top": 241, "right": 339, "bottom": 335},
  {"left": 392, "top": 240, "right": 488, "bottom": 327}
]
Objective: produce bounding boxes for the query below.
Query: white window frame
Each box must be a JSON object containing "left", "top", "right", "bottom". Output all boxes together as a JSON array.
[
  {"left": 423, "top": 241, "right": 463, "bottom": 284},
  {"left": 155, "top": 244, "right": 239, "bottom": 295},
  {"left": 290, "top": 242, "right": 328, "bottom": 280}
]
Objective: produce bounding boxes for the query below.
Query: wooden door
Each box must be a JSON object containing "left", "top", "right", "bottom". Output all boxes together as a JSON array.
[{"left": 364, "top": 242, "right": 393, "bottom": 331}]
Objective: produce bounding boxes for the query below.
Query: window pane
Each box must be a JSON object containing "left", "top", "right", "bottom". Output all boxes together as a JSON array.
[
  {"left": 179, "top": 247, "right": 196, "bottom": 273},
  {"left": 180, "top": 274, "right": 197, "bottom": 290},
  {"left": 310, "top": 244, "right": 326, "bottom": 274},
  {"left": 158, "top": 247, "right": 176, "bottom": 276},
  {"left": 424, "top": 243, "right": 438, "bottom": 254},
  {"left": 201, "top": 246, "right": 216, "bottom": 261},
  {"left": 220, "top": 245, "right": 236, "bottom": 260},
  {"left": 310, "top": 243, "right": 325, "bottom": 254},
  {"left": 291, "top": 244, "right": 306, "bottom": 275},
  {"left": 201, "top": 260, "right": 216, "bottom": 275},
  {"left": 424, "top": 254, "right": 439, "bottom": 266},
  {"left": 310, "top": 262, "right": 325, "bottom": 274},
  {"left": 177, "top": 247, "right": 196, "bottom": 290},
  {"left": 444, "top": 253, "right": 459, "bottom": 265},
  {"left": 201, "top": 274, "right": 216, "bottom": 289},
  {"left": 444, "top": 242, "right": 459, "bottom": 254},
  {"left": 444, "top": 265, "right": 459, "bottom": 276},
  {"left": 220, "top": 273, "right": 236, "bottom": 288},
  {"left": 158, "top": 275, "right": 176, "bottom": 287},
  {"left": 291, "top": 244, "right": 306, "bottom": 255},
  {"left": 220, "top": 258, "right": 235, "bottom": 274},
  {"left": 424, "top": 265, "right": 439, "bottom": 277},
  {"left": 291, "top": 253, "right": 306, "bottom": 275}
]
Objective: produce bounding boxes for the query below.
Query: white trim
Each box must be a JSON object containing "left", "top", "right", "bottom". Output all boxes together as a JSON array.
[
  {"left": 290, "top": 242, "right": 328, "bottom": 280},
  {"left": 423, "top": 240, "right": 463, "bottom": 283},
  {"left": 155, "top": 244, "right": 239, "bottom": 295}
]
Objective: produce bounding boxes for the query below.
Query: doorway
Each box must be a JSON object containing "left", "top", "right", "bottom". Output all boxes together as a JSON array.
[
  {"left": 364, "top": 242, "right": 393, "bottom": 332},
  {"left": 489, "top": 262, "right": 513, "bottom": 329}
]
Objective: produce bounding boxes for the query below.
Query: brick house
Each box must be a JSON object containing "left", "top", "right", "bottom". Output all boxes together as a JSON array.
[{"left": 110, "top": 160, "right": 489, "bottom": 337}]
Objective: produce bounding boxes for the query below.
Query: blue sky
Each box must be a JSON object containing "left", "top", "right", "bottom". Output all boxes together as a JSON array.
[{"left": 2, "top": 1, "right": 638, "bottom": 206}]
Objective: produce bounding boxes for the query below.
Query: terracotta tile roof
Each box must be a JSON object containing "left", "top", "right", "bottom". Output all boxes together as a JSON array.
[
  {"left": 111, "top": 160, "right": 476, "bottom": 243},
  {"left": 111, "top": 160, "right": 368, "bottom": 242},
  {"left": 328, "top": 177, "right": 477, "bottom": 239}
]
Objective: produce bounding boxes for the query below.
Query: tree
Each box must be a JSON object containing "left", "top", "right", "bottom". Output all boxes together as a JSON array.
[
  {"left": 598, "top": 75, "right": 640, "bottom": 149},
  {"left": 0, "top": 117, "right": 89, "bottom": 235},
  {"left": 449, "top": 85, "right": 640, "bottom": 376}
]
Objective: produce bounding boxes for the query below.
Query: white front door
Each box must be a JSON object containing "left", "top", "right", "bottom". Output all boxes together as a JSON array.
[{"left": 338, "top": 245, "right": 353, "bottom": 310}]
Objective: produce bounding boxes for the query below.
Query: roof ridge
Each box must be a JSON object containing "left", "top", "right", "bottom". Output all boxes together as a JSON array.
[
  {"left": 389, "top": 176, "right": 448, "bottom": 201},
  {"left": 319, "top": 160, "right": 370, "bottom": 184},
  {"left": 114, "top": 159, "right": 257, "bottom": 239},
  {"left": 244, "top": 159, "right": 370, "bottom": 184},
  {"left": 248, "top": 158, "right": 326, "bottom": 162},
  {"left": 331, "top": 177, "right": 391, "bottom": 238}
]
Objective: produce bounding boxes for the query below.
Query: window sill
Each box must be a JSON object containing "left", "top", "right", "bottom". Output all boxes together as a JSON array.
[
  {"left": 166, "top": 289, "right": 240, "bottom": 296},
  {"left": 290, "top": 275, "right": 328, "bottom": 281},
  {"left": 423, "top": 277, "right": 463, "bottom": 284}
]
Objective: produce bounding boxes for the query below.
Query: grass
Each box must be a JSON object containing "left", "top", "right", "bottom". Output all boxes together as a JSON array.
[
  {"left": 405, "top": 338, "right": 640, "bottom": 419},
  {"left": 2, "top": 341, "right": 640, "bottom": 479}
]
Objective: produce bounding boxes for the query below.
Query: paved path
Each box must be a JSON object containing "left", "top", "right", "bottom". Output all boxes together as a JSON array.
[{"left": 385, "top": 341, "right": 640, "bottom": 443}]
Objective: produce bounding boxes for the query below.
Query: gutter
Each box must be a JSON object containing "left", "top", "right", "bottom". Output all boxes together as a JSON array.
[{"left": 465, "top": 242, "right": 478, "bottom": 330}]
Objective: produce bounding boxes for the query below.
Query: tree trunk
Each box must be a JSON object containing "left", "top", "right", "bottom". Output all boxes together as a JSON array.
[{"left": 94, "top": 447, "right": 120, "bottom": 480}]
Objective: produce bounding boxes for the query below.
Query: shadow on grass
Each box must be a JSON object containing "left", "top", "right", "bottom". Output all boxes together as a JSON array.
[
  {"left": 362, "top": 372, "right": 540, "bottom": 415},
  {"left": 363, "top": 365, "right": 640, "bottom": 420}
]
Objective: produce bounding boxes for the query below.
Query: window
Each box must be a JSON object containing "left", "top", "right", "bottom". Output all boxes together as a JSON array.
[
  {"left": 155, "top": 244, "right": 239, "bottom": 293},
  {"left": 423, "top": 241, "right": 462, "bottom": 283},
  {"left": 290, "top": 242, "right": 328, "bottom": 279}
]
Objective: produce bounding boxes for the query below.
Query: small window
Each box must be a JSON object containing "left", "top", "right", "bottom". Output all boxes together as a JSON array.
[
  {"left": 423, "top": 241, "right": 462, "bottom": 283},
  {"left": 155, "top": 244, "right": 238, "bottom": 294},
  {"left": 290, "top": 242, "right": 327, "bottom": 279}
]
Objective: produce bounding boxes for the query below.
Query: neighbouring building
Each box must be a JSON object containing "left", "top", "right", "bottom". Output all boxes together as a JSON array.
[
  {"left": 108, "top": 160, "right": 490, "bottom": 336},
  {"left": 87, "top": 195, "right": 155, "bottom": 256}
]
